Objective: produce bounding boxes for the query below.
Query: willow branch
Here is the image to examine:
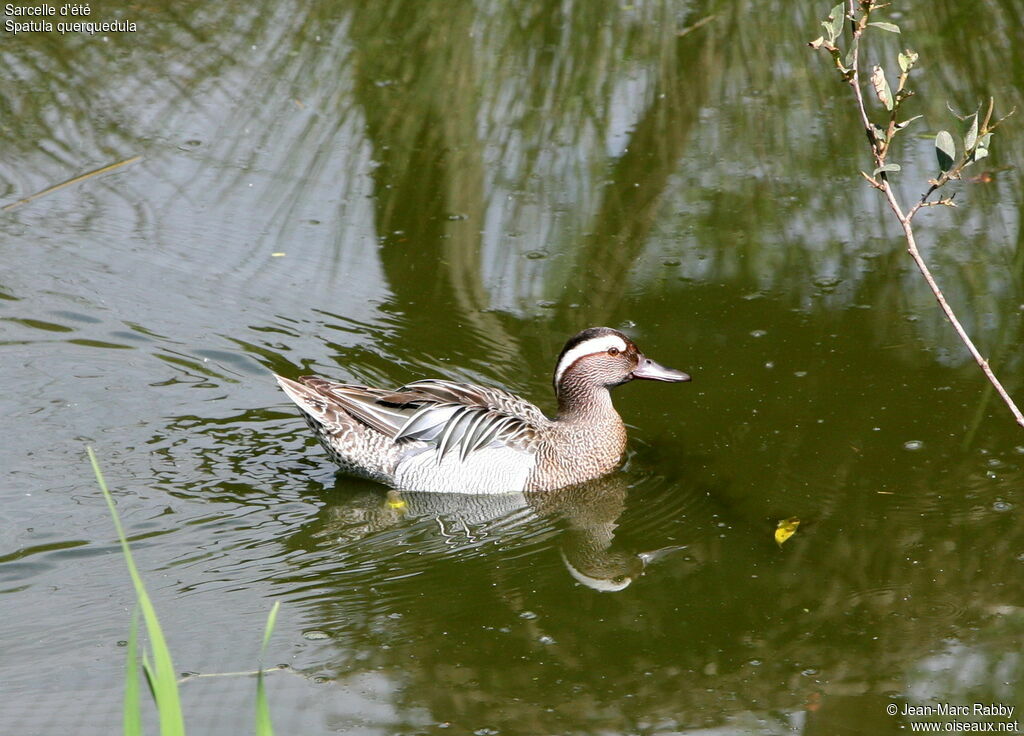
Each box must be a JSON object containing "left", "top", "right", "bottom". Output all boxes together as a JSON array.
[{"left": 831, "top": 1, "right": 1024, "bottom": 428}]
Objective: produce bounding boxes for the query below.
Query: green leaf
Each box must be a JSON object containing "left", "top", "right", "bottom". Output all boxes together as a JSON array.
[
  {"left": 972, "top": 133, "right": 992, "bottom": 163},
  {"left": 123, "top": 609, "right": 142, "bottom": 736},
  {"left": 898, "top": 49, "right": 918, "bottom": 72},
  {"left": 871, "top": 66, "right": 894, "bottom": 111},
  {"left": 256, "top": 601, "right": 281, "bottom": 736},
  {"left": 844, "top": 37, "right": 859, "bottom": 71},
  {"left": 261, "top": 601, "right": 280, "bottom": 655},
  {"left": 141, "top": 651, "right": 157, "bottom": 704},
  {"left": 828, "top": 3, "right": 845, "bottom": 40},
  {"left": 964, "top": 113, "right": 979, "bottom": 151},
  {"left": 89, "top": 448, "right": 186, "bottom": 736},
  {"left": 935, "top": 131, "right": 956, "bottom": 172},
  {"left": 871, "top": 124, "right": 888, "bottom": 144},
  {"left": 873, "top": 163, "right": 902, "bottom": 176},
  {"left": 895, "top": 115, "right": 923, "bottom": 130},
  {"left": 868, "top": 21, "right": 901, "bottom": 33}
]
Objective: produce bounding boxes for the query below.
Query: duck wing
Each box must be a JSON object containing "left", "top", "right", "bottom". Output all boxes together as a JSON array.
[
  {"left": 287, "top": 376, "right": 549, "bottom": 461},
  {"left": 276, "top": 376, "right": 410, "bottom": 437}
]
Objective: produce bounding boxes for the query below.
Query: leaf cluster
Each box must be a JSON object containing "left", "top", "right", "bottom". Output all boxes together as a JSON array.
[{"left": 808, "top": 0, "right": 1013, "bottom": 213}]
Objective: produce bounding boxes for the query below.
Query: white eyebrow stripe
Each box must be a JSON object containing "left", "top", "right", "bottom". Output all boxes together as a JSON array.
[{"left": 554, "top": 334, "right": 629, "bottom": 386}]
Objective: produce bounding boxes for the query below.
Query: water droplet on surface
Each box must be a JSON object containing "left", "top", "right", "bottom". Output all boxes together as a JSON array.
[
  {"left": 525, "top": 250, "right": 548, "bottom": 260},
  {"left": 750, "top": 329, "right": 767, "bottom": 338},
  {"left": 993, "top": 501, "right": 1013, "bottom": 512},
  {"left": 903, "top": 440, "right": 924, "bottom": 451},
  {"left": 538, "top": 635, "right": 556, "bottom": 645},
  {"left": 518, "top": 611, "right": 537, "bottom": 620}
]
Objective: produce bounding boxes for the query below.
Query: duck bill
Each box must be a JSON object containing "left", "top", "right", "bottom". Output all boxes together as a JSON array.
[
  {"left": 632, "top": 355, "right": 691, "bottom": 383},
  {"left": 637, "top": 545, "right": 688, "bottom": 566}
]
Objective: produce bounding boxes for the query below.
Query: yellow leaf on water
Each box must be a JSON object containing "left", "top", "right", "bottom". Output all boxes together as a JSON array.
[
  {"left": 386, "top": 490, "right": 406, "bottom": 510},
  {"left": 775, "top": 517, "right": 800, "bottom": 546},
  {"left": 271, "top": 252, "right": 286, "bottom": 257}
]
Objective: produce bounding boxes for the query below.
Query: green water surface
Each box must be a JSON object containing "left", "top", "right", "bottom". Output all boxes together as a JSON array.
[{"left": 2, "top": 0, "right": 1022, "bottom": 734}]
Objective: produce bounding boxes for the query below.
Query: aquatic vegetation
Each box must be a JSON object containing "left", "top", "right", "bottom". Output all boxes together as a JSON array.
[{"left": 89, "top": 448, "right": 278, "bottom": 736}]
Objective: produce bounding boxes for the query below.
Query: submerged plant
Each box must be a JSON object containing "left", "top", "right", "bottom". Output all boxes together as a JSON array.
[
  {"left": 809, "top": 1, "right": 1021, "bottom": 428},
  {"left": 88, "top": 447, "right": 279, "bottom": 735}
]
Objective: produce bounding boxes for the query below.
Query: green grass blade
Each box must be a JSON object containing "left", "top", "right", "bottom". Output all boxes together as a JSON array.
[
  {"left": 142, "top": 650, "right": 157, "bottom": 702},
  {"left": 255, "top": 671, "right": 273, "bottom": 736},
  {"left": 124, "top": 608, "right": 142, "bottom": 736},
  {"left": 255, "top": 601, "right": 280, "bottom": 736},
  {"left": 260, "top": 601, "right": 280, "bottom": 653},
  {"left": 88, "top": 447, "right": 186, "bottom": 736}
]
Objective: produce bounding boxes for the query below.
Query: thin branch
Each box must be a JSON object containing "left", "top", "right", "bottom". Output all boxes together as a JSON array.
[
  {"left": 817, "top": 1, "right": 1024, "bottom": 429},
  {"left": 878, "top": 184, "right": 1024, "bottom": 428},
  {"left": 1, "top": 155, "right": 142, "bottom": 212}
]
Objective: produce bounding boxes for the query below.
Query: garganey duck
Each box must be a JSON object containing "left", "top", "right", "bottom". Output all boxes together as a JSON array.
[{"left": 275, "top": 327, "right": 690, "bottom": 494}]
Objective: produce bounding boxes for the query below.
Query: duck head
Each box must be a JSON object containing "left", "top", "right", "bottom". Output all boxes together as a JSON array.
[{"left": 553, "top": 326, "right": 691, "bottom": 396}]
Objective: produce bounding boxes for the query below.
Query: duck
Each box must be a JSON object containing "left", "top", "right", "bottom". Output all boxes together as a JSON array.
[{"left": 274, "top": 326, "right": 690, "bottom": 494}]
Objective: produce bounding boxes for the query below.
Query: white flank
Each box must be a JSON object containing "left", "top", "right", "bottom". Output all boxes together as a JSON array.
[
  {"left": 394, "top": 446, "right": 535, "bottom": 494},
  {"left": 553, "top": 334, "right": 629, "bottom": 386}
]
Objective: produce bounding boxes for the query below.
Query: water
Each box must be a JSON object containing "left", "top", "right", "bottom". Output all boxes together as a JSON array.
[{"left": 2, "top": 0, "right": 1023, "bottom": 733}]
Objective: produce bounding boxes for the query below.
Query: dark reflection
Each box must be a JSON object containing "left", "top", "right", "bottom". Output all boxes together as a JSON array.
[
  {"left": 557, "top": 20, "right": 718, "bottom": 324},
  {"left": 286, "top": 471, "right": 696, "bottom": 595},
  {"left": 265, "top": 450, "right": 1023, "bottom": 734},
  {"left": 530, "top": 478, "right": 689, "bottom": 592},
  {"left": 4, "top": 0, "right": 1022, "bottom": 361}
]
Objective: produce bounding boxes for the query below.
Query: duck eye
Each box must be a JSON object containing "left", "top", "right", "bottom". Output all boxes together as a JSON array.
[{"left": 608, "top": 347, "right": 620, "bottom": 356}]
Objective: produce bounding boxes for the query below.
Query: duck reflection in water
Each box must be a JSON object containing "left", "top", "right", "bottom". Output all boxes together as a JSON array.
[{"left": 303, "top": 472, "right": 689, "bottom": 592}]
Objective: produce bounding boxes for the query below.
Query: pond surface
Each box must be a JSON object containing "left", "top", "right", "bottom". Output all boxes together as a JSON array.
[{"left": 2, "top": 0, "right": 1023, "bottom": 734}]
